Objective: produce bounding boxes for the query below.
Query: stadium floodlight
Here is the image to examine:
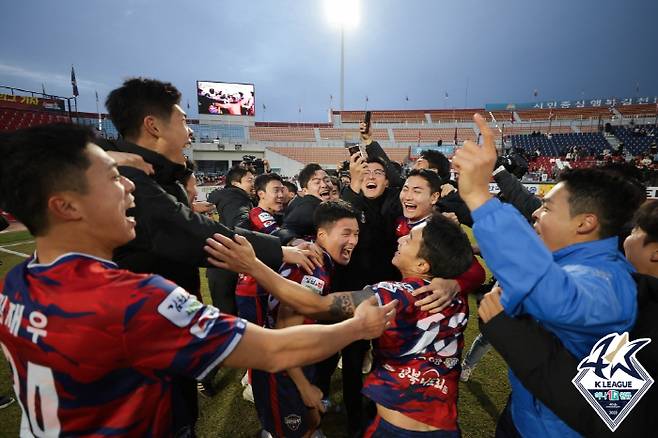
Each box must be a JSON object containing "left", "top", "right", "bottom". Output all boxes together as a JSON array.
[
  {"left": 325, "top": 0, "right": 359, "bottom": 29},
  {"left": 325, "top": 0, "right": 359, "bottom": 112}
]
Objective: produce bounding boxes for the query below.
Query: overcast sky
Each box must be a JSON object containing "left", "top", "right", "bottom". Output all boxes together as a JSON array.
[{"left": 1, "top": 0, "right": 657, "bottom": 122}]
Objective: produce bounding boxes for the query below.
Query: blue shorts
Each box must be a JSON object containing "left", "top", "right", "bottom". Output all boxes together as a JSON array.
[
  {"left": 364, "top": 415, "right": 461, "bottom": 438},
  {"left": 236, "top": 294, "right": 268, "bottom": 326},
  {"left": 251, "top": 367, "right": 316, "bottom": 438}
]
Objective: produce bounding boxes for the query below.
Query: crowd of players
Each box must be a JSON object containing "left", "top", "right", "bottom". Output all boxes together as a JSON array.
[{"left": 0, "top": 77, "right": 657, "bottom": 438}]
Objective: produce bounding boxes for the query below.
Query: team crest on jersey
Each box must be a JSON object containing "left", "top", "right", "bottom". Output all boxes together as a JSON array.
[
  {"left": 572, "top": 332, "right": 653, "bottom": 432},
  {"left": 301, "top": 275, "right": 325, "bottom": 294},
  {"left": 157, "top": 288, "right": 203, "bottom": 328},
  {"left": 284, "top": 414, "right": 302, "bottom": 431},
  {"left": 190, "top": 306, "right": 220, "bottom": 339}
]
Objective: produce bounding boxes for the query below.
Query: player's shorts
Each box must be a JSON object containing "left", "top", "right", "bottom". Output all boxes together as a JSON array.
[
  {"left": 364, "top": 415, "right": 461, "bottom": 438},
  {"left": 236, "top": 293, "right": 268, "bottom": 326},
  {"left": 251, "top": 368, "right": 316, "bottom": 438}
]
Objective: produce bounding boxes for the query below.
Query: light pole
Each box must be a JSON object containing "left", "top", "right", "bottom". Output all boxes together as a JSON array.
[
  {"left": 325, "top": 0, "right": 359, "bottom": 113},
  {"left": 340, "top": 24, "right": 344, "bottom": 111}
]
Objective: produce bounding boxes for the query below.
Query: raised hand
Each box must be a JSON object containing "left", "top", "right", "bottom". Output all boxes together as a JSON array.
[
  {"left": 451, "top": 113, "right": 497, "bottom": 211},
  {"left": 354, "top": 296, "right": 397, "bottom": 339}
]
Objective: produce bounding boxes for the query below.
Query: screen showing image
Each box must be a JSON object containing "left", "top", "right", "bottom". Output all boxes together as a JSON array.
[{"left": 197, "top": 81, "right": 255, "bottom": 116}]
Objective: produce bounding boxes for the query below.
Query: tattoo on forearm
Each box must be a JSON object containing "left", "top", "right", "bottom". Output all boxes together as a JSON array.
[{"left": 328, "top": 288, "right": 374, "bottom": 319}]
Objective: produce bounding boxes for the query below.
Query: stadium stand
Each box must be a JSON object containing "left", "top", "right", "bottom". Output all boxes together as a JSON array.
[
  {"left": 339, "top": 110, "right": 426, "bottom": 124},
  {"left": 427, "top": 109, "right": 485, "bottom": 122},
  {"left": 0, "top": 108, "right": 69, "bottom": 131},
  {"left": 318, "top": 127, "right": 389, "bottom": 141},
  {"left": 617, "top": 104, "right": 658, "bottom": 118},
  {"left": 516, "top": 106, "right": 613, "bottom": 121},
  {"left": 392, "top": 128, "right": 476, "bottom": 143},
  {"left": 250, "top": 125, "right": 316, "bottom": 142},
  {"left": 268, "top": 146, "right": 409, "bottom": 165},
  {"left": 512, "top": 132, "right": 609, "bottom": 156},
  {"left": 611, "top": 124, "right": 658, "bottom": 155}
]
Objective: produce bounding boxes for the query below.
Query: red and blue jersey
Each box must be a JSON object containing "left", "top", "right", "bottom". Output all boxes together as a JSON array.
[
  {"left": 394, "top": 216, "right": 430, "bottom": 238},
  {"left": 235, "top": 207, "right": 283, "bottom": 324},
  {"left": 236, "top": 206, "right": 282, "bottom": 299},
  {"left": 249, "top": 206, "right": 281, "bottom": 235},
  {"left": 361, "top": 278, "right": 468, "bottom": 431},
  {"left": 0, "top": 253, "right": 245, "bottom": 437},
  {"left": 263, "top": 251, "right": 334, "bottom": 329}
]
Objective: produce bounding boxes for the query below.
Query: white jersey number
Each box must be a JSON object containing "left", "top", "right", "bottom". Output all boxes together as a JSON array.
[{"left": 1, "top": 342, "right": 61, "bottom": 437}]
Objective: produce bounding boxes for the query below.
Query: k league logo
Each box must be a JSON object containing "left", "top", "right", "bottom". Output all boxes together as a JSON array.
[{"left": 572, "top": 332, "right": 653, "bottom": 432}]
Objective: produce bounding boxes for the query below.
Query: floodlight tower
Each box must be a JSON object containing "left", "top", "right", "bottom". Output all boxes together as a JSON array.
[{"left": 325, "top": 0, "right": 359, "bottom": 112}]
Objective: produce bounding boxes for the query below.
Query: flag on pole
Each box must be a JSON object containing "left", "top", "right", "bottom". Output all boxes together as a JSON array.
[
  {"left": 95, "top": 91, "right": 99, "bottom": 103},
  {"left": 71, "top": 66, "right": 79, "bottom": 97},
  {"left": 186, "top": 100, "right": 190, "bottom": 110},
  {"left": 405, "top": 96, "right": 409, "bottom": 102},
  {"left": 365, "top": 96, "right": 369, "bottom": 102},
  {"left": 262, "top": 103, "right": 266, "bottom": 110},
  {"left": 454, "top": 126, "right": 458, "bottom": 144},
  {"left": 444, "top": 91, "right": 449, "bottom": 99},
  {"left": 42, "top": 83, "right": 47, "bottom": 96},
  {"left": 533, "top": 89, "right": 539, "bottom": 97}
]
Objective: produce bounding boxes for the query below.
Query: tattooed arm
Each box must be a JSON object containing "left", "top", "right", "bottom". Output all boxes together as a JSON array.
[
  {"left": 204, "top": 233, "right": 383, "bottom": 320},
  {"left": 246, "top": 259, "right": 375, "bottom": 320}
]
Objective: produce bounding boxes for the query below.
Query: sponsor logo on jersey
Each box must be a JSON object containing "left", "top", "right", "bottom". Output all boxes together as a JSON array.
[
  {"left": 258, "top": 211, "right": 273, "bottom": 222},
  {"left": 573, "top": 332, "right": 653, "bottom": 432},
  {"left": 301, "top": 275, "right": 325, "bottom": 294},
  {"left": 262, "top": 220, "right": 276, "bottom": 228},
  {"left": 284, "top": 414, "right": 302, "bottom": 431},
  {"left": 157, "top": 288, "right": 203, "bottom": 327}
]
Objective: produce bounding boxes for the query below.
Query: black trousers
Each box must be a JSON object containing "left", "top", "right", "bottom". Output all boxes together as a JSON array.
[
  {"left": 495, "top": 396, "right": 522, "bottom": 438},
  {"left": 207, "top": 268, "right": 238, "bottom": 315},
  {"left": 315, "top": 340, "right": 372, "bottom": 435}
]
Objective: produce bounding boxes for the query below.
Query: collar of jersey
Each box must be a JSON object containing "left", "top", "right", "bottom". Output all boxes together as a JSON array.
[
  {"left": 400, "top": 276, "right": 430, "bottom": 286},
  {"left": 408, "top": 215, "right": 431, "bottom": 227},
  {"left": 27, "top": 252, "right": 118, "bottom": 272}
]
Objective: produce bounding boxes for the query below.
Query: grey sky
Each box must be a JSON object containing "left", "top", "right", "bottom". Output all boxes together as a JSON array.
[{"left": 1, "top": 0, "right": 656, "bottom": 122}]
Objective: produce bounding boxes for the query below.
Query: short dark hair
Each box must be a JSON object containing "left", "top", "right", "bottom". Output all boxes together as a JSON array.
[
  {"left": 634, "top": 201, "right": 658, "bottom": 246},
  {"left": 418, "top": 213, "right": 473, "bottom": 278},
  {"left": 298, "top": 163, "right": 324, "bottom": 189},
  {"left": 313, "top": 200, "right": 359, "bottom": 231},
  {"left": 254, "top": 173, "right": 283, "bottom": 194},
  {"left": 283, "top": 180, "right": 298, "bottom": 194},
  {"left": 227, "top": 165, "right": 252, "bottom": 186},
  {"left": 419, "top": 150, "right": 451, "bottom": 181},
  {"left": 106, "top": 77, "right": 182, "bottom": 139},
  {"left": 559, "top": 168, "right": 645, "bottom": 239},
  {"left": 0, "top": 124, "right": 94, "bottom": 235},
  {"left": 406, "top": 169, "right": 442, "bottom": 194}
]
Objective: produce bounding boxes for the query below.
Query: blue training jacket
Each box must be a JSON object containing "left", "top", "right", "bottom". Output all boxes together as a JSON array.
[{"left": 472, "top": 198, "right": 637, "bottom": 438}]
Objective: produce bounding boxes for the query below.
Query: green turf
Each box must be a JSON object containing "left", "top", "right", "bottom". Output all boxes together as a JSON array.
[{"left": 0, "top": 231, "right": 510, "bottom": 437}]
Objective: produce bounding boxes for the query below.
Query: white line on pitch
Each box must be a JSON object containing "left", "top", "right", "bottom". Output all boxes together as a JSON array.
[{"left": 0, "top": 247, "right": 30, "bottom": 258}]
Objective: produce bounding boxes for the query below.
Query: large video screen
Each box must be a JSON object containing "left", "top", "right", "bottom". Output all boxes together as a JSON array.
[{"left": 197, "top": 81, "right": 255, "bottom": 116}]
